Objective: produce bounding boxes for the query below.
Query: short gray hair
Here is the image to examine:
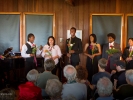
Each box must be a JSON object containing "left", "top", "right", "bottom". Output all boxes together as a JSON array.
[
  {"left": 45, "top": 79, "right": 62, "bottom": 99},
  {"left": 44, "top": 59, "right": 55, "bottom": 71},
  {"left": 98, "top": 58, "right": 107, "bottom": 69},
  {"left": 126, "top": 69, "right": 133, "bottom": 83},
  {"left": 26, "top": 69, "right": 39, "bottom": 82},
  {"left": 97, "top": 77, "right": 113, "bottom": 97},
  {"left": 63, "top": 65, "right": 77, "bottom": 82}
]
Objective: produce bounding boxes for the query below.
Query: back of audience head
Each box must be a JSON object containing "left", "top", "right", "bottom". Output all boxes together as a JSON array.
[
  {"left": 45, "top": 79, "right": 62, "bottom": 100},
  {"left": 98, "top": 58, "right": 107, "bottom": 70},
  {"left": 26, "top": 69, "right": 38, "bottom": 83},
  {"left": 44, "top": 59, "right": 55, "bottom": 71},
  {"left": 76, "top": 66, "right": 88, "bottom": 81},
  {"left": 125, "top": 69, "right": 133, "bottom": 85},
  {"left": 0, "top": 88, "right": 16, "bottom": 100},
  {"left": 97, "top": 77, "right": 113, "bottom": 97},
  {"left": 63, "top": 65, "right": 77, "bottom": 82}
]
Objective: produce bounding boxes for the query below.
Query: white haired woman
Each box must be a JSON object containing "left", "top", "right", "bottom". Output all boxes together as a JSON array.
[
  {"left": 113, "top": 69, "right": 133, "bottom": 99},
  {"left": 18, "top": 69, "right": 42, "bottom": 100},
  {"left": 62, "top": 65, "right": 87, "bottom": 100}
]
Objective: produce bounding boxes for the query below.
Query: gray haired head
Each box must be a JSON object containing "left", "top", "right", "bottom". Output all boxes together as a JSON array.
[
  {"left": 63, "top": 65, "right": 77, "bottom": 82},
  {"left": 126, "top": 69, "right": 133, "bottom": 84},
  {"left": 45, "top": 79, "right": 62, "bottom": 99},
  {"left": 26, "top": 69, "right": 39, "bottom": 82},
  {"left": 44, "top": 59, "right": 55, "bottom": 71},
  {"left": 97, "top": 77, "right": 113, "bottom": 97}
]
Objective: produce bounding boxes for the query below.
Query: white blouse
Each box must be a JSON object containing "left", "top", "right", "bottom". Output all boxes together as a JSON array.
[{"left": 41, "top": 44, "right": 62, "bottom": 65}]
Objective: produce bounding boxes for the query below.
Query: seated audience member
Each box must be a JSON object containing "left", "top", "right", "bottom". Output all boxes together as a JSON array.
[
  {"left": 111, "top": 60, "right": 127, "bottom": 88},
  {"left": 0, "top": 88, "right": 16, "bottom": 100},
  {"left": 18, "top": 69, "right": 42, "bottom": 100},
  {"left": 36, "top": 59, "right": 59, "bottom": 89},
  {"left": 76, "top": 66, "right": 92, "bottom": 99},
  {"left": 122, "top": 38, "right": 133, "bottom": 70},
  {"left": 89, "top": 58, "right": 110, "bottom": 90},
  {"left": 96, "top": 77, "right": 114, "bottom": 100},
  {"left": 113, "top": 69, "right": 133, "bottom": 99},
  {"left": 62, "top": 65, "right": 87, "bottom": 100},
  {"left": 76, "top": 66, "right": 89, "bottom": 85},
  {"left": 45, "top": 79, "right": 62, "bottom": 100}
]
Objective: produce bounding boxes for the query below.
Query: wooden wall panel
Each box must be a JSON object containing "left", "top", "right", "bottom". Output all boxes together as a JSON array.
[{"left": 0, "top": 0, "right": 133, "bottom": 66}]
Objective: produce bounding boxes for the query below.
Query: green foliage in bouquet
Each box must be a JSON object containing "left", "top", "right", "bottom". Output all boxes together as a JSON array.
[
  {"left": 32, "top": 47, "right": 37, "bottom": 54},
  {"left": 129, "top": 51, "right": 133, "bottom": 57},
  {"left": 106, "top": 48, "right": 119, "bottom": 55}
]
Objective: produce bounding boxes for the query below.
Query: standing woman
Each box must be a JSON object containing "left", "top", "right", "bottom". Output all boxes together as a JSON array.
[
  {"left": 42, "top": 36, "right": 62, "bottom": 75},
  {"left": 84, "top": 34, "right": 101, "bottom": 81}
]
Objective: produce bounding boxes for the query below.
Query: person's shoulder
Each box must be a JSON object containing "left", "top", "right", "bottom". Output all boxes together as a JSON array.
[
  {"left": 54, "top": 45, "right": 60, "bottom": 48},
  {"left": 76, "top": 37, "right": 81, "bottom": 41},
  {"left": 96, "top": 43, "right": 101, "bottom": 47}
]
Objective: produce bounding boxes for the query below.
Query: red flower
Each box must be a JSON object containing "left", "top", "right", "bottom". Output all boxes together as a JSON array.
[{"left": 110, "top": 45, "right": 113, "bottom": 49}]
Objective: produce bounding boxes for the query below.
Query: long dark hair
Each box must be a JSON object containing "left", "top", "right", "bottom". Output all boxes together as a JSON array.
[
  {"left": 47, "top": 36, "right": 55, "bottom": 46},
  {"left": 88, "top": 34, "right": 97, "bottom": 45}
]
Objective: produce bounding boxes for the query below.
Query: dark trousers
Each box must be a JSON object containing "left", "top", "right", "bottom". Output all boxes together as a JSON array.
[
  {"left": 71, "top": 61, "right": 79, "bottom": 67},
  {"left": 24, "top": 58, "right": 35, "bottom": 78},
  {"left": 52, "top": 63, "right": 59, "bottom": 75}
]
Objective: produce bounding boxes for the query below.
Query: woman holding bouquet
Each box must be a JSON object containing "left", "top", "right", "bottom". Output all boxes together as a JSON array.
[
  {"left": 42, "top": 36, "right": 62, "bottom": 75},
  {"left": 84, "top": 34, "right": 101, "bottom": 81}
]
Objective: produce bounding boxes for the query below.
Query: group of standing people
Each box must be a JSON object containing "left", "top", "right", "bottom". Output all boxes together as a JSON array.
[{"left": 21, "top": 27, "right": 133, "bottom": 82}]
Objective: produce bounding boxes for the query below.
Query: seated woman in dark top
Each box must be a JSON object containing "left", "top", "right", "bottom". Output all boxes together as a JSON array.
[{"left": 113, "top": 69, "right": 133, "bottom": 100}]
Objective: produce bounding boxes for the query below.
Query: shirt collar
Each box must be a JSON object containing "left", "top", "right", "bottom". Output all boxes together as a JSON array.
[
  {"left": 109, "top": 41, "right": 114, "bottom": 45},
  {"left": 27, "top": 41, "right": 35, "bottom": 47}
]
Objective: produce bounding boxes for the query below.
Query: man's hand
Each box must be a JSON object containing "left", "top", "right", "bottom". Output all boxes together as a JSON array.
[
  {"left": 30, "top": 54, "right": 35, "bottom": 57},
  {"left": 69, "top": 50, "right": 75, "bottom": 54},
  {"left": 126, "top": 57, "right": 132, "bottom": 62},
  {"left": 108, "top": 54, "right": 113, "bottom": 58},
  {"left": 67, "top": 53, "right": 71, "bottom": 57},
  {"left": 111, "top": 70, "right": 116, "bottom": 75}
]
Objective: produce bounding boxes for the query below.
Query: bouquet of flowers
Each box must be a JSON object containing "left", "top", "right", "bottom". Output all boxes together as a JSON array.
[
  {"left": 67, "top": 39, "right": 75, "bottom": 51},
  {"left": 45, "top": 50, "right": 52, "bottom": 57},
  {"left": 129, "top": 50, "right": 133, "bottom": 57},
  {"left": 32, "top": 44, "right": 37, "bottom": 54},
  {"left": 67, "top": 38, "right": 75, "bottom": 63},
  {"left": 90, "top": 44, "right": 98, "bottom": 63},
  {"left": 106, "top": 45, "right": 119, "bottom": 55}
]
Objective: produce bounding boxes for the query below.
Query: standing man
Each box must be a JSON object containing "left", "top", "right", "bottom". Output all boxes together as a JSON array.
[
  {"left": 21, "top": 33, "right": 42, "bottom": 78},
  {"left": 66, "top": 27, "right": 83, "bottom": 67},
  {"left": 122, "top": 38, "right": 133, "bottom": 69},
  {"left": 102, "top": 33, "right": 122, "bottom": 72}
]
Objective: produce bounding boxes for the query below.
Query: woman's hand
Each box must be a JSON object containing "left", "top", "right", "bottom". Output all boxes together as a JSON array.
[
  {"left": 52, "top": 56, "right": 56, "bottom": 60},
  {"left": 44, "top": 54, "right": 52, "bottom": 58},
  {"left": 92, "top": 54, "right": 96, "bottom": 58}
]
